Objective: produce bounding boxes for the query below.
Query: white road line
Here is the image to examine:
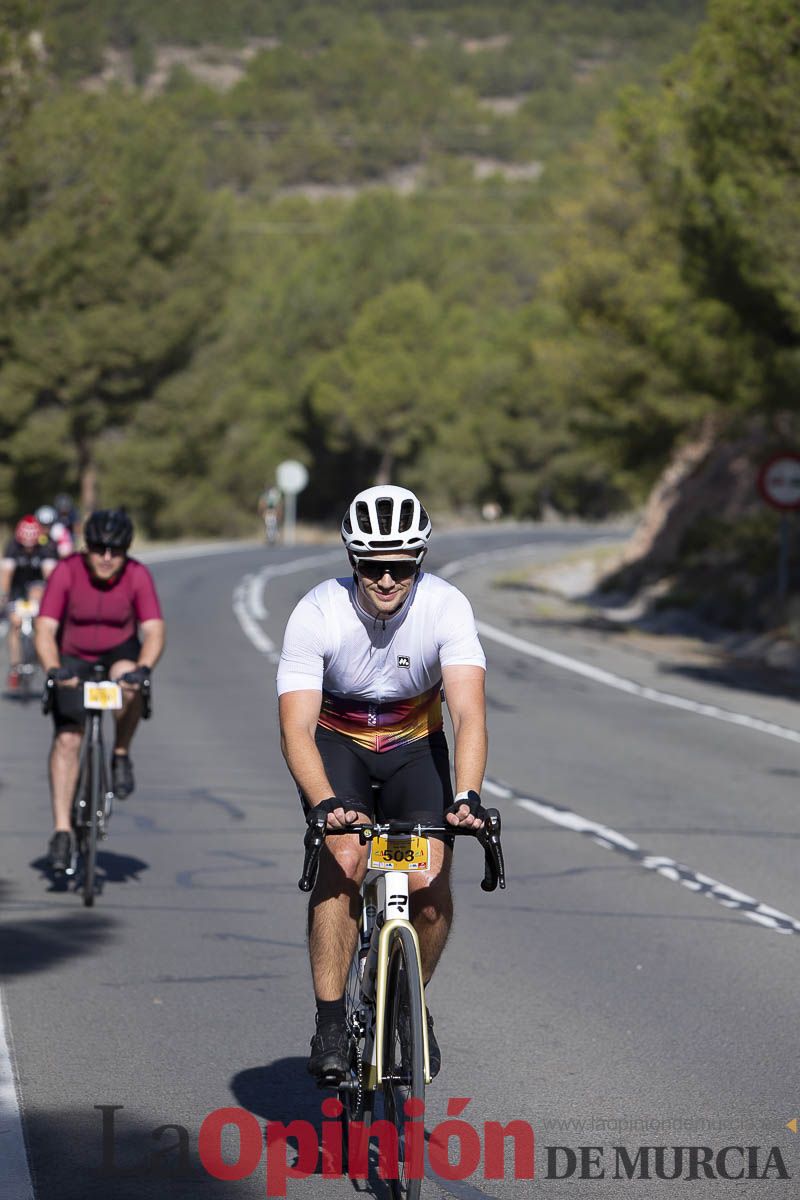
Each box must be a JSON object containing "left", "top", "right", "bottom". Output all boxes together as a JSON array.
[
  {"left": 438, "top": 537, "right": 621, "bottom": 581},
  {"left": 484, "top": 780, "right": 800, "bottom": 935},
  {"left": 0, "top": 993, "right": 35, "bottom": 1200},
  {"left": 476, "top": 620, "right": 800, "bottom": 746},
  {"left": 232, "top": 577, "right": 276, "bottom": 659},
  {"left": 442, "top": 544, "right": 800, "bottom": 748},
  {"left": 139, "top": 540, "right": 262, "bottom": 564},
  {"left": 231, "top": 551, "right": 342, "bottom": 660}
]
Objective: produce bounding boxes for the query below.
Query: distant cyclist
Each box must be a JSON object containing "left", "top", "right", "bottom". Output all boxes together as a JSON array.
[
  {"left": 258, "top": 485, "right": 284, "bottom": 545},
  {"left": 35, "top": 504, "right": 73, "bottom": 559},
  {"left": 35, "top": 508, "right": 165, "bottom": 872},
  {"left": 278, "top": 485, "right": 487, "bottom": 1082},
  {"left": 54, "top": 493, "right": 80, "bottom": 535},
  {"left": 1, "top": 516, "right": 58, "bottom": 691}
]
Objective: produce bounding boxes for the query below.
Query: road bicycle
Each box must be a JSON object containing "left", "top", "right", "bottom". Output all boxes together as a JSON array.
[
  {"left": 299, "top": 808, "right": 504, "bottom": 1199},
  {"left": 43, "top": 664, "right": 151, "bottom": 906},
  {"left": 13, "top": 595, "right": 39, "bottom": 700}
]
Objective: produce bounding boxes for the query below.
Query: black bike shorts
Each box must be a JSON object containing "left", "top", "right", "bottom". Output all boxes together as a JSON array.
[
  {"left": 52, "top": 635, "right": 141, "bottom": 732},
  {"left": 305, "top": 727, "right": 455, "bottom": 845}
]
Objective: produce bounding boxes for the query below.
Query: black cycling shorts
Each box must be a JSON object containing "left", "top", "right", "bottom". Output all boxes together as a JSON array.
[
  {"left": 305, "top": 727, "right": 455, "bottom": 845},
  {"left": 51, "top": 635, "right": 141, "bottom": 732}
]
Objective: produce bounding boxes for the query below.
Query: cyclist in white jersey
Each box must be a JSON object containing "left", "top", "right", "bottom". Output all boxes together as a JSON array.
[{"left": 278, "top": 485, "right": 488, "bottom": 1082}]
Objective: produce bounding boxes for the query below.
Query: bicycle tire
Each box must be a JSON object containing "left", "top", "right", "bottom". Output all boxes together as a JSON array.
[
  {"left": 18, "top": 632, "right": 35, "bottom": 699},
  {"left": 82, "top": 737, "right": 101, "bottom": 907},
  {"left": 382, "top": 926, "right": 425, "bottom": 1200}
]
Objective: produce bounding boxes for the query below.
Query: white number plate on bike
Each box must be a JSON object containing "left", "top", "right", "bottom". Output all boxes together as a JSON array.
[
  {"left": 83, "top": 681, "right": 123, "bottom": 710},
  {"left": 369, "top": 835, "right": 429, "bottom": 872}
]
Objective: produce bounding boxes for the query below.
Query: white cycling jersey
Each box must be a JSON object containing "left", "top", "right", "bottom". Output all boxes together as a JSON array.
[{"left": 277, "top": 572, "right": 485, "bottom": 752}]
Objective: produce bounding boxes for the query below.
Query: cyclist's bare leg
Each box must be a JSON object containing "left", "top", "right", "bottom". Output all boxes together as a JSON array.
[
  {"left": 50, "top": 729, "right": 82, "bottom": 832},
  {"left": 7, "top": 612, "right": 21, "bottom": 666},
  {"left": 409, "top": 840, "right": 453, "bottom": 984},
  {"left": 109, "top": 659, "right": 141, "bottom": 754},
  {"left": 308, "top": 838, "right": 369, "bottom": 1000}
]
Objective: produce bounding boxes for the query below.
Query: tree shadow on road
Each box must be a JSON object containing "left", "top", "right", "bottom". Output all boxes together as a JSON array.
[
  {"left": 21, "top": 1105, "right": 246, "bottom": 1200},
  {"left": 0, "top": 908, "right": 116, "bottom": 980},
  {"left": 658, "top": 659, "right": 800, "bottom": 701}
]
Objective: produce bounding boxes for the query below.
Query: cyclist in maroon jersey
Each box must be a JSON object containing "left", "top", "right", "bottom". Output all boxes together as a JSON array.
[{"left": 35, "top": 509, "right": 165, "bottom": 872}]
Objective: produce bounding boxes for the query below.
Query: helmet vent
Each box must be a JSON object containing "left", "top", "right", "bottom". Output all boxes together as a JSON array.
[
  {"left": 342, "top": 513, "right": 353, "bottom": 535},
  {"left": 398, "top": 499, "right": 414, "bottom": 532},
  {"left": 419, "top": 506, "right": 430, "bottom": 531},
  {"left": 355, "top": 502, "right": 372, "bottom": 533},
  {"left": 375, "top": 498, "right": 393, "bottom": 534}
]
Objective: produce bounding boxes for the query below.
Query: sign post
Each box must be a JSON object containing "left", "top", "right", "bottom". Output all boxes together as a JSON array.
[
  {"left": 757, "top": 453, "right": 800, "bottom": 603},
  {"left": 275, "top": 459, "right": 309, "bottom": 546}
]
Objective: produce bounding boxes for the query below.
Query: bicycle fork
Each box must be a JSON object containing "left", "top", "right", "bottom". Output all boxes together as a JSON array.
[{"left": 359, "top": 872, "right": 431, "bottom": 1088}]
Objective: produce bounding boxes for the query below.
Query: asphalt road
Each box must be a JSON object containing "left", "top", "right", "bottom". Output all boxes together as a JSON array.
[{"left": 1, "top": 526, "right": 798, "bottom": 1200}]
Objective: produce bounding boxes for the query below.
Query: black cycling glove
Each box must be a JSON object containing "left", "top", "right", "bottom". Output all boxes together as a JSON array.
[
  {"left": 48, "top": 666, "right": 76, "bottom": 682},
  {"left": 307, "top": 797, "right": 371, "bottom": 824},
  {"left": 119, "top": 665, "right": 151, "bottom": 686},
  {"left": 444, "top": 789, "right": 487, "bottom": 821}
]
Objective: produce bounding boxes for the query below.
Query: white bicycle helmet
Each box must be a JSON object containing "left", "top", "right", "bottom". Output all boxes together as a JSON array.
[
  {"left": 35, "top": 504, "right": 57, "bottom": 526},
  {"left": 341, "top": 485, "right": 432, "bottom": 555}
]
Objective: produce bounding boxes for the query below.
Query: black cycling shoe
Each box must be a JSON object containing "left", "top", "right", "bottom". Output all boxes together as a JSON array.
[
  {"left": 112, "top": 753, "right": 134, "bottom": 800},
  {"left": 49, "top": 831, "right": 72, "bottom": 873},
  {"left": 308, "top": 1018, "right": 349, "bottom": 1084},
  {"left": 426, "top": 1008, "right": 441, "bottom": 1079}
]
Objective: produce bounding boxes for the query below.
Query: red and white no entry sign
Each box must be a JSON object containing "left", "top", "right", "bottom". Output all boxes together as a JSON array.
[{"left": 758, "top": 453, "right": 800, "bottom": 512}]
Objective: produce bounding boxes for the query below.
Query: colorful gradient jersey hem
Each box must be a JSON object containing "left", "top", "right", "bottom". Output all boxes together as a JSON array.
[{"left": 318, "top": 683, "right": 443, "bottom": 753}]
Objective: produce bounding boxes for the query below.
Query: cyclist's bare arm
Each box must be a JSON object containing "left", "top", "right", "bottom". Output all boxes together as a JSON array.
[
  {"left": 35, "top": 615, "right": 75, "bottom": 678},
  {"left": 279, "top": 689, "right": 361, "bottom": 828},
  {"left": 137, "top": 618, "right": 166, "bottom": 671},
  {"left": 442, "top": 663, "right": 488, "bottom": 828},
  {"left": 0, "top": 558, "right": 13, "bottom": 602}
]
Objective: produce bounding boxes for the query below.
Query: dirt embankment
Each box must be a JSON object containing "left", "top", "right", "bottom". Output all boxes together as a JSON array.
[{"left": 506, "top": 413, "right": 800, "bottom": 684}]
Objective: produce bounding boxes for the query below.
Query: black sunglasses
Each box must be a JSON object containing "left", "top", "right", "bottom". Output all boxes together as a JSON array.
[
  {"left": 87, "top": 542, "right": 125, "bottom": 557},
  {"left": 355, "top": 558, "right": 418, "bottom": 583}
]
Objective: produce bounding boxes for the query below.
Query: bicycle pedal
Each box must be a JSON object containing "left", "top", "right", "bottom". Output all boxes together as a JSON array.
[
  {"left": 64, "top": 854, "right": 78, "bottom": 878},
  {"left": 317, "top": 1072, "right": 345, "bottom": 1089}
]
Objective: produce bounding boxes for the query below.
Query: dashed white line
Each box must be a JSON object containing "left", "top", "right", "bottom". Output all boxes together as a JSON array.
[{"left": 484, "top": 779, "right": 800, "bottom": 935}]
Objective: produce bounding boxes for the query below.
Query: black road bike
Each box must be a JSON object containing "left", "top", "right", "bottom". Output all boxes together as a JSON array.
[{"left": 43, "top": 664, "right": 151, "bottom": 906}]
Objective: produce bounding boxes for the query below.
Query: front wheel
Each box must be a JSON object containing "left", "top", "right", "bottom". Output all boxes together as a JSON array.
[
  {"left": 382, "top": 927, "right": 425, "bottom": 1200},
  {"left": 82, "top": 742, "right": 101, "bottom": 907},
  {"left": 18, "top": 631, "right": 36, "bottom": 699}
]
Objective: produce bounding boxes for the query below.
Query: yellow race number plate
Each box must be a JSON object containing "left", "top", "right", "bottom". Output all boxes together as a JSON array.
[
  {"left": 83, "top": 681, "right": 123, "bottom": 711},
  {"left": 369, "top": 835, "right": 430, "bottom": 872}
]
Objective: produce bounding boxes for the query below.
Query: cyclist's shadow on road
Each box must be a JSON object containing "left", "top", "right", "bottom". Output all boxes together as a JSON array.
[
  {"left": 230, "top": 1059, "right": 392, "bottom": 1197},
  {"left": 31, "top": 851, "right": 150, "bottom": 895}
]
